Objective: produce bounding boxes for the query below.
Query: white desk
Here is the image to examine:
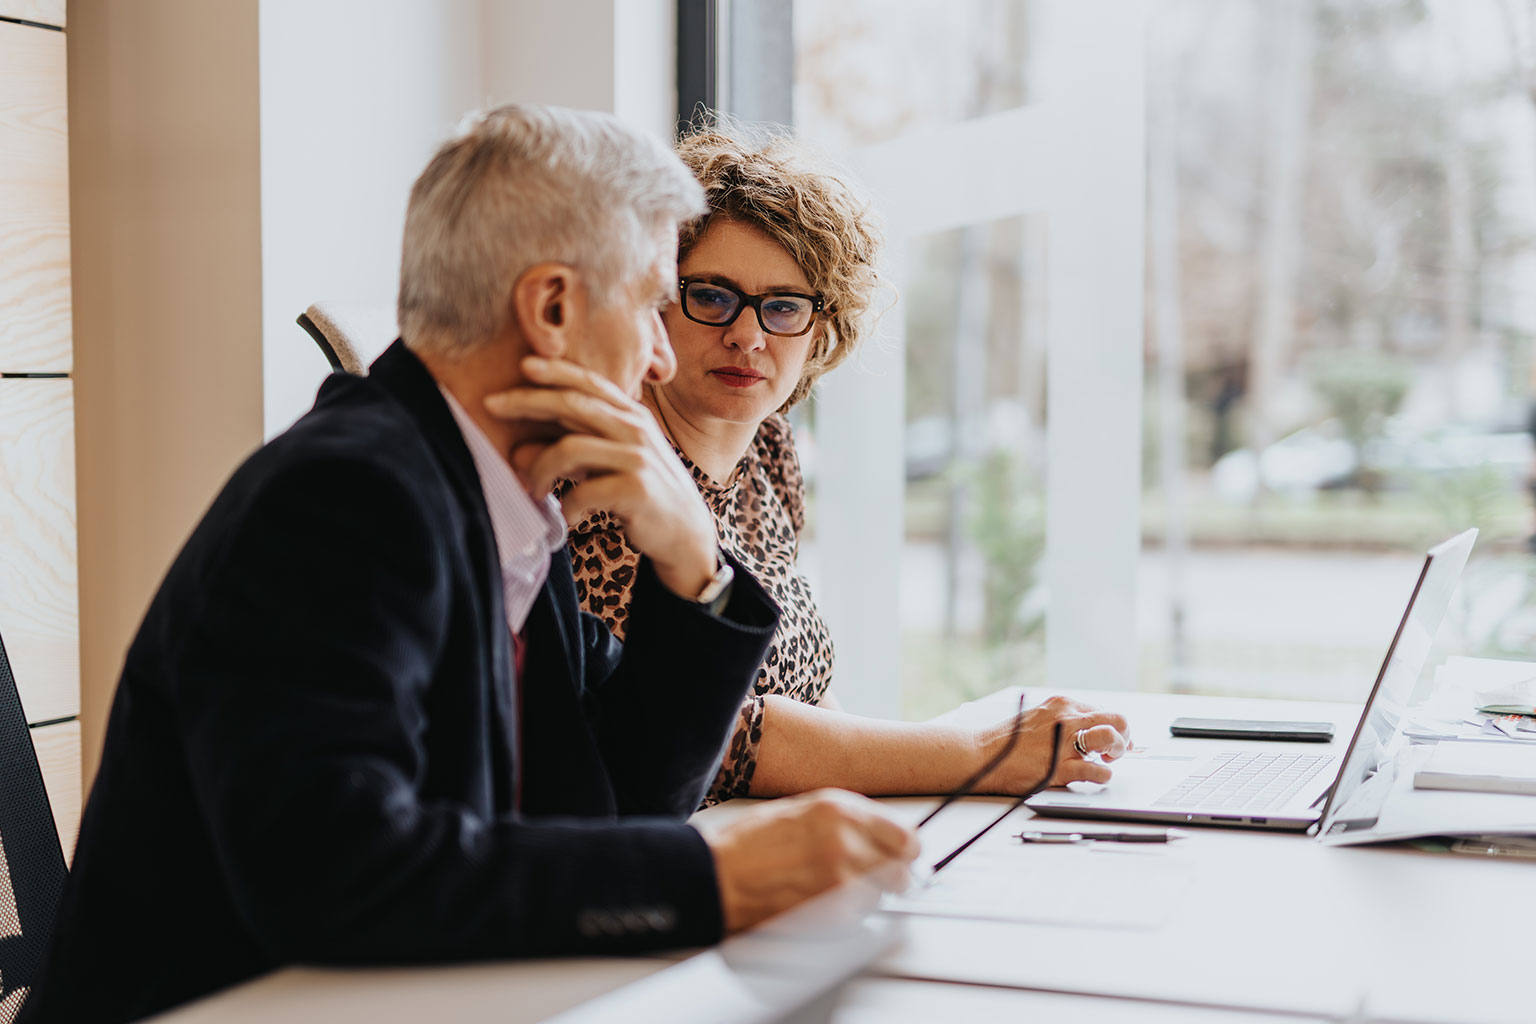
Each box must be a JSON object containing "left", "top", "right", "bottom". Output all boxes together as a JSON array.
[{"left": 150, "top": 690, "right": 1534, "bottom": 1024}]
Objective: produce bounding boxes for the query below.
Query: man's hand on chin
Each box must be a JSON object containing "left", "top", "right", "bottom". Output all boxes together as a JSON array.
[{"left": 488, "top": 355, "right": 719, "bottom": 599}]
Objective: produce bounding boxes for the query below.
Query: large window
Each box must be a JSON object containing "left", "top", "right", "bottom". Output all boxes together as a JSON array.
[
  {"left": 1137, "top": 0, "right": 1536, "bottom": 703},
  {"left": 698, "top": 0, "right": 1536, "bottom": 719}
]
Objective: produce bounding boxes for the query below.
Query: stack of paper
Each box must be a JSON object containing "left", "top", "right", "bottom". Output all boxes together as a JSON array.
[
  {"left": 1403, "top": 656, "right": 1536, "bottom": 743},
  {"left": 1322, "top": 744, "right": 1536, "bottom": 845},
  {"left": 1414, "top": 742, "right": 1536, "bottom": 796}
]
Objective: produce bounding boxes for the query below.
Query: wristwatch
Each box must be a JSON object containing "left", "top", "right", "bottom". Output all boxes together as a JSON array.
[{"left": 693, "top": 552, "right": 735, "bottom": 615}]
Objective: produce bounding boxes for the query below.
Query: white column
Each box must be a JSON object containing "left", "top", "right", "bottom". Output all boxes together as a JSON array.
[
  {"left": 258, "top": 0, "right": 489, "bottom": 436},
  {"left": 612, "top": 0, "right": 678, "bottom": 142},
  {"left": 1039, "top": 0, "right": 1146, "bottom": 691},
  {"left": 812, "top": 243, "right": 908, "bottom": 720}
]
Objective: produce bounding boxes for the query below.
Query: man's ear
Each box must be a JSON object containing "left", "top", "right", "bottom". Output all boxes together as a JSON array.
[{"left": 511, "top": 263, "right": 579, "bottom": 359}]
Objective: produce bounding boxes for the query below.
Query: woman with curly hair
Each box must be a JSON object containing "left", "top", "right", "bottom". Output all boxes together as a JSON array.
[{"left": 566, "top": 124, "right": 1130, "bottom": 806}]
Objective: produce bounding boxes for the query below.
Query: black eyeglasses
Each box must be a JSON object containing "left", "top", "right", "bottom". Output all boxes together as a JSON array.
[
  {"left": 915, "top": 696, "right": 1060, "bottom": 877},
  {"left": 678, "top": 278, "right": 824, "bottom": 337}
]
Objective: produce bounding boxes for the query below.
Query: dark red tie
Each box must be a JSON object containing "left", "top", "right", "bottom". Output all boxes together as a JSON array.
[{"left": 512, "top": 629, "right": 526, "bottom": 811}]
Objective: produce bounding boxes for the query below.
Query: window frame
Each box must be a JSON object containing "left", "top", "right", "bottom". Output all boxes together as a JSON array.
[{"left": 681, "top": 0, "right": 1148, "bottom": 717}]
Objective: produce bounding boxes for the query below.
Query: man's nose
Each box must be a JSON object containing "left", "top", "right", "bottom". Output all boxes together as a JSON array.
[{"left": 646, "top": 311, "right": 677, "bottom": 385}]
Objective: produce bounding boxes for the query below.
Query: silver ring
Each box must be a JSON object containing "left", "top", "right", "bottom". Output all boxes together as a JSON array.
[{"left": 1073, "top": 729, "right": 1091, "bottom": 758}]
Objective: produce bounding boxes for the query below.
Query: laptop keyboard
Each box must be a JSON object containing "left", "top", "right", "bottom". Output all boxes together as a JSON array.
[{"left": 1153, "top": 750, "right": 1333, "bottom": 812}]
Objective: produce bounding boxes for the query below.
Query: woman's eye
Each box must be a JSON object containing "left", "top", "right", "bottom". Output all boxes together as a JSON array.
[{"left": 694, "top": 288, "right": 733, "bottom": 307}]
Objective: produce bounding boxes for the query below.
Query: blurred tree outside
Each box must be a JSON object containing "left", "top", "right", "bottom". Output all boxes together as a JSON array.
[
  {"left": 1309, "top": 348, "right": 1411, "bottom": 490},
  {"left": 966, "top": 451, "right": 1046, "bottom": 678},
  {"left": 1158, "top": 0, "right": 1533, "bottom": 479}
]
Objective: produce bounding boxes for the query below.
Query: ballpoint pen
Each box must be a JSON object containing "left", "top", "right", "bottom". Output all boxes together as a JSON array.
[{"left": 1015, "top": 829, "right": 1189, "bottom": 844}]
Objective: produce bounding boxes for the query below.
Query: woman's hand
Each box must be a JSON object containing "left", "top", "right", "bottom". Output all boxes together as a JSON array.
[{"left": 974, "top": 695, "right": 1131, "bottom": 792}]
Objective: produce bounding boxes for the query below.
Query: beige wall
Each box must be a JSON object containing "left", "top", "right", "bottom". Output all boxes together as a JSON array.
[{"left": 68, "top": 0, "right": 265, "bottom": 788}]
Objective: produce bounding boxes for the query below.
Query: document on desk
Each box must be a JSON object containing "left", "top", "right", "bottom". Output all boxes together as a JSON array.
[
  {"left": 1321, "top": 744, "right": 1536, "bottom": 845},
  {"left": 882, "top": 843, "right": 1192, "bottom": 931},
  {"left": 1414, "top": 741, "right": 1536, "bottom": 795}
]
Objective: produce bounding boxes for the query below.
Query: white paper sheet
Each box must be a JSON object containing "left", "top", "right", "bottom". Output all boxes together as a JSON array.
[{"left": 882, "top": 842, "right": 1192, "bottom": 930}]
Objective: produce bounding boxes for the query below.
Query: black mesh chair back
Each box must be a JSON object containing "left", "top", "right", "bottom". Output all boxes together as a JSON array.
[{"left": 0, "top": 631, "right": 67, "bottom": 1021}]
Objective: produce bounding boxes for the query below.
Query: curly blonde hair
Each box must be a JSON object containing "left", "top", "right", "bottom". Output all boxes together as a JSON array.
[{"left": 674, "top": 124, "right": 883, "bottom": 410}]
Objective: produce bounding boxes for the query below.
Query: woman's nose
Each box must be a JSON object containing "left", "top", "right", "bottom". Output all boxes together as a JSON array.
[{"left": 722, "top": 313, "right": 767, "bottom": 352}]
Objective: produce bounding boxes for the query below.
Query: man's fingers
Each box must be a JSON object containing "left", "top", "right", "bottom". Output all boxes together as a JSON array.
[
  {"left": 522, "top": 436, "right": 644, "bottom": 496},
  {"left": 560, "top": 474, "right": 661, "bottom": 526},
  {"left": 803, "top": 791, "right": 919, "bottom": 865},
  {"left": 485, "top": 387, "right": 641, "bottom": 442},
  {"left": 522, "top": 354, "right": 635, "bottom": 406},
  {"left": 866, "top": 857, "right": 914, "bottom": 895},
  {"left": 857, "top": 811, "right": 920, "bottom": 862}
]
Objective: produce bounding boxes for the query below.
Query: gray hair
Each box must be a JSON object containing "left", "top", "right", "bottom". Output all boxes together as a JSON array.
[{"left": 399, "top": 104, "right": 705, "bottom": 355}]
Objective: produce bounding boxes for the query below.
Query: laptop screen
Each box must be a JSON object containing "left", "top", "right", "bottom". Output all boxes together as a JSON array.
[{"left": 1316, "top": 529, "right": 1476, "bottom": 836}]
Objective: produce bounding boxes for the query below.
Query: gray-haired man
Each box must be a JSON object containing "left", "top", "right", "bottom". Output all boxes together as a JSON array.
[{"left": 21, "top": 105, "right": 916, "bottom": 1024}]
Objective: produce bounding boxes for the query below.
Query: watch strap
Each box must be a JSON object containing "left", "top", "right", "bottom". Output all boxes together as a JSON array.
[{"left": 694, "top": 551, "right": 735, "bottom": 615}]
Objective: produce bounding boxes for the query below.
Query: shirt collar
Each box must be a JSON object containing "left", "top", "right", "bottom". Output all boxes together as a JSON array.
[{"left": 438, "top": 386, "right": 567, "bottom": 578}]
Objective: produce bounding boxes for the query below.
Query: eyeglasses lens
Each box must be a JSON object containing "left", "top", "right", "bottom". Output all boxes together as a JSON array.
[
  {"left": 683, "top": 283, "right": 740, "bottom": 324},
  {"left": 761, "top": 298, "right": 813, "bottom": 335}
]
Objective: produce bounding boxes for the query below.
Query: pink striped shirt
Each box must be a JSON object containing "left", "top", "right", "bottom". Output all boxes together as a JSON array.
[{"left": 440, "top": 388, "right": 568, "bottom": 634}]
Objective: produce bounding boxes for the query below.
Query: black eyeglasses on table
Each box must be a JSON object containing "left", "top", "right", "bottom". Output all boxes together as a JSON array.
[
  {"left": 915, "top": 695, "right": 1061, "bottom": 877},
  {"left": 678, "top": 278, "right": 824, "bottom": 337}
]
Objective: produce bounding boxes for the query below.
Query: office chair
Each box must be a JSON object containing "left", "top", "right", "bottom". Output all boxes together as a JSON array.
[
  {"left": 0, "top": 631, "right": 67, "bottom": 1021},
  {"left": 296, "top": 302, "right": 372, "bottom": 376}
]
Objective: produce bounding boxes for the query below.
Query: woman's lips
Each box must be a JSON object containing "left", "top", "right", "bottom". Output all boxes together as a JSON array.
[{"left": 710, "top": 367, "right": 765, "bottom": 388}]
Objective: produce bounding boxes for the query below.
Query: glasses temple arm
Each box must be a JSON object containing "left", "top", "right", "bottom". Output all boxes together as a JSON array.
[{"left": 928, "top": 722, "right": 1063, "bottom": 876}]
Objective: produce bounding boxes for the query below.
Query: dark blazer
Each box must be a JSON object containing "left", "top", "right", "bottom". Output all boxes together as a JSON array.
[{"left": 21, "top": 342, "right": 779, "bottom": 1024}]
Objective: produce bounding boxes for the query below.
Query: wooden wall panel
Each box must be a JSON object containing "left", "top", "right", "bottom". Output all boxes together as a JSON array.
[
  {"left": 0, "top": 21, "right": 70, "bottom": 372},
  {"left": 32, "top": 719, "right": 80, "bottom": 863},
  {"left": 0, "top": 379, "right": 79, "bottom": 723},
  {"left": 0, "top": 2, "right": 65, "bottom": 28}
]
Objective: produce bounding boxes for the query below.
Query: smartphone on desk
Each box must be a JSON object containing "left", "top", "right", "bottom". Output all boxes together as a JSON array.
[{"left": 1169, "top": 717, "right": 1334, "bottom": 742}]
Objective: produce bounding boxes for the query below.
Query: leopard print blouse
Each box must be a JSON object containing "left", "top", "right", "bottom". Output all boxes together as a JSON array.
[{"left": 564, "top": 413, "right": 834, "bottom": 805}]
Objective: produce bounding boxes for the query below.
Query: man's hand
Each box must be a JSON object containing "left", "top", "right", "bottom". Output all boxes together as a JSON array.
[
  {"left": 485, "top": 356, "right": 719, "bottom": 599},
  {"left": 697, "top": 790, "right": 920, "bottom": 934},
  {"left": 976, "top": 696, "right": 1132, "bottom": 791}
]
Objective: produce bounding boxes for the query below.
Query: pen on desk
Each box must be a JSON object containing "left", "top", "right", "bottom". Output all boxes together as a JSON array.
[{"left": 1015, "top": 829, "right": 1188, "bottom": 844}]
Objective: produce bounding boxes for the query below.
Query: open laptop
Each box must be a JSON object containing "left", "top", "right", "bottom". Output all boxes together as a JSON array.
[{"left": 1026, "top": 528, "right": 1477, "bottom": 834}]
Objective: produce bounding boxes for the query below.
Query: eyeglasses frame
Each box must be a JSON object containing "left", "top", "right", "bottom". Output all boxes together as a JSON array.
[{"left": 677, "top": 277, "right": 825, "bottom": 338}]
